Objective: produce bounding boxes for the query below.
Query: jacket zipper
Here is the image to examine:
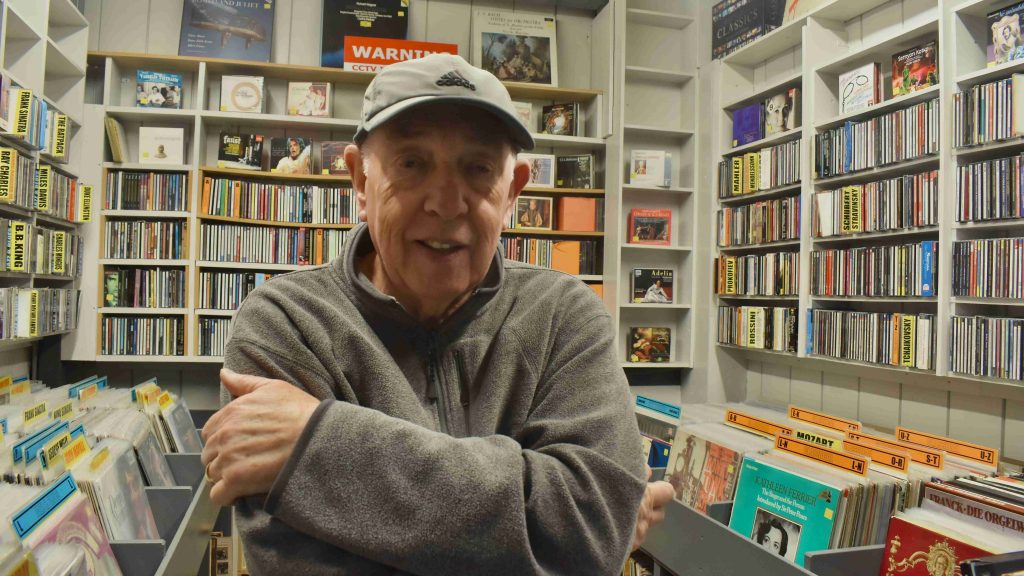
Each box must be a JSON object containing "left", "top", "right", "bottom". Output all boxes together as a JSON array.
[{"left": 427, "top": 334, "right": 449, "bottom": 434}]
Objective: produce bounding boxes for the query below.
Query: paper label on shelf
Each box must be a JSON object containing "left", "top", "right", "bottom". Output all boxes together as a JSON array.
[
  {"left": 0, "top": 148, "right": 15, "bottom": 201},
  {"left": 9, "top": 221, "right": 27, "bottom": 271},
  {"left": 840, "top": 186, "right": 861, "bottom": 233},
  {"left": 52, "top": 231, "right": 65, "bottom": 274},
  {"left": 50, "top": 400, "right": 73, "bottom": 422},
  {"left": 725, "top": 409, "right": 793, "bottom": 439},
  {"left": 158, "top": 391, "right": 173, "bottom": 412},
  {"left": 900, "top": 316, "right": 916, "bottom": 367},
  {"left": 775, "top": 434, "right": 868, "bottom": 476},
  {"left": 0, "top": 376, "right": 12, "bottom": 395},
  {"left": 789, "top": 405, "right": 861, "bottom": 433},
  {"left": 77, "top": 383, "right": 98, "bottom": 403},
  {"left": 22, "top": 401, "right": 47, "bottom": 429},
  {"left": 11, "top": 472, "right": 77, "bottom": 539},
  {"left": 843, "top": 438, "right": 909, "bottom": 475},
  {"left": 79, "top": 185, "right": 92, "bottom": 222},
  {"left": 28, "top": 290, "right": 37, "bottom": 337},
  {"left": 35, "top": 165, "right": 49, "bottom": 211},
  {"left": 896, "top": 427, "right": 998, "bottom": 468},
  {"left": 846, "top": 430, "right": 943, "bottom": 469},
  {"left": 53, "top": 114, "right": 67, "bottom": 158},
  {"left": 12, "top": 90, "right": 32, "bottom": 137},
  {"left": 11, "top": 379, "right": 29, "bottom": 398},
  {"left": 794, "top": 429, "right": 839, "bottom": 449},
  {"left": 62, "top": 436, "right": 90, "bottom": 469},
  {"left": 41, "top": 432, "right": 71, "bottom": 470}
]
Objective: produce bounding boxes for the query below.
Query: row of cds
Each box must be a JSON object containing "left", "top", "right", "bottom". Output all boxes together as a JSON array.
[
  {"left": 0, "top": 288, "right": 80, "bottom": 340},
  {"left": 716, "top": 305, "right": 798, "bottom": 352},
  {"left": 713, "top": 252, "right": 799, "bottom": 296},
  {"left": 950, "top": 315, "right": 1024, "bottom": 382},
  {"left": 810, "top": 241, "right": 937, "bottom": 298},
  {"left": 499, "top": 237, "right": 602, "bottom": 276},
  {"left": 102, "top": 267, "right": 187, "bottom": 308},
  {"left": 0, "top": 148, "right": 38, "bottom": 210},
  {"left": 197, "top": 317, "right": 232, "bottom": 357},
  {"left": 956, "top": 152, "right": 1024, "bottom": 223},
  {"left": 807, "top": 309, "right": 936, "bottom": 370},
  {"left": 103, "top": 220, "right": 185, "bottom": 260},
  {"left": 201, "top": 177, "right": 359, "bottom": 225},
  {"left": 0, "top": 219, "right": 82, "bottom": 277},
  {"left": 104, "top": 170, "right": 189, "bottom": 212},
  {"left": 951, "top": 237, "right": 1024, "bottom": 299},
  {"left": 198, "top": 270, "right": 278, "bottom": 310},
  {"left": 198, "top": 223, "right": 348, "bottom": 266},
  {"left": 814, "top": 98, "right": 939, "bottom": 179},
  {"left": 100, "top": 316, "right": 185, "bottom": 356},
  {"left": 812, "top": 170, "right": 938, "bottom": 238},
  {"left": 952, "top": 76, "right": 1018, "bottom": 148},
  {"left": 717, "top": 196, "right": 799, "bottom": 248},
  {"left": 717, "top": 139, "right": 801, "bottom": 198},
  {"left": 37, "top": 166, "right": 90, "bottom": 223}
]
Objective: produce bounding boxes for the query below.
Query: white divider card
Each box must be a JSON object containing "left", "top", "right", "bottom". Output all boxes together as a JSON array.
[
  {"left": 724, "top": 409, "right": 793, "bottom": 439},
  {"left": 635, "top": 395, "right": 681, "bottom": 443},
  {"left": 895, "top": 427, "right": 999, "bottom": 471},
  {"left": 11, "top": 472, "right": 77, "bottom": 539},
  {"left": 775, "top": 433, "right": 869, "bottom": 477}
]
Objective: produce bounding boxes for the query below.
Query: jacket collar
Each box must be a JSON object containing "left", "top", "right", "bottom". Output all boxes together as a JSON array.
[{"left": 333, "top": 223, "right": 504, "bottom": 337}]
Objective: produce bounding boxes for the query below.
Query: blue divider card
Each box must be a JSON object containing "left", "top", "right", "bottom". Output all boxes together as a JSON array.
[
  {"left": 96, "top": 376, "right": 108, "bottom": 390},
  {"left": 23, "top": 422, "right": 70, "bottom": 465},
  {"left": 11, "top": 472, "right": 77, "bottom": 539},
  {"left": 12, "top": 422, "right": 62, "bottom": 463},
  {"left": 1, "top": 417, "right": 7, "bottom": 435},
  {"left": 636, "top": 395, "right": 681, "bottom": 419}
]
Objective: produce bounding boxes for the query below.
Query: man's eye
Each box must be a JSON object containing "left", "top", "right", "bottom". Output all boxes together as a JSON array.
[{"left": 401, "top": 157, "right": 422, "bottom": 169}]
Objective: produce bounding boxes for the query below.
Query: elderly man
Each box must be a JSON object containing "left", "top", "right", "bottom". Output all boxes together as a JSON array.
[{"left": 201, "top": 53, "right": 672, "bottom": 575}]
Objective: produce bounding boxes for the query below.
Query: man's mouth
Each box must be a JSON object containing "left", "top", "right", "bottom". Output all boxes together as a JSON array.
[{"left": 418, "top": 240, "right": 463, "bottom": 254}]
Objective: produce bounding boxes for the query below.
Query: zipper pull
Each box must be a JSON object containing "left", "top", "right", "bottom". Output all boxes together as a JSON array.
[{"left": 455, "top": 350, "right": 470, "bottom": 407}]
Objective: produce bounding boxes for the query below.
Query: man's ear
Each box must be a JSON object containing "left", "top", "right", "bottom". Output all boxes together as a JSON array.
[
  {"left": 345, "top": 144, "right": 368, "bottom": 222},
  {"left": 508, "top": 156, "right": 531, "bottom": 215}
]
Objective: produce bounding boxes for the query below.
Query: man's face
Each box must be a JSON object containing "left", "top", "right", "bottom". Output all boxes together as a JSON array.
[
  {"left": 289, "top": 140, "right": 300, "bottom": 158},
  {"left": 347, "top": 105, "right": 530, "bottom": 320}
]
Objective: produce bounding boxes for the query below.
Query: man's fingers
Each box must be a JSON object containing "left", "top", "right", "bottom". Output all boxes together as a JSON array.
[
  {"left": 221, "top": 368, "right": 271, "bottom": 397},
  {"left": 209, "top": 478, "right": 236, "bottom": 507},
  {"left": 649, "top": 480, "right": 674, "bottom": 506},
  {"left": 645, "top": 463, "right": 653, "bottom": 481}
]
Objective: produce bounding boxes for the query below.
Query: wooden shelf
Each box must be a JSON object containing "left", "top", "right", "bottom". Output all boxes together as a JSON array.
[
  {"left": 955, "top": 219, "right": 1024, "bottom": 231},
  {"left": 951, "top": 297, "right": 1024, "bottom": 307},
  {"left": 49, "top": 0, "right": 88, "bottom": 28},
  {"left": 812, "top": 226, "right": 940, "bottom": 244},
  {"left": 814, "top": 16, "right": 938, "bottom": 76},
  {"left": 620, "top": 303, "right": 691, "bottom": 310},
  {"left": 200, "top": 110, "right": 359, "bottom": 130},
  {"left": 35, "top": 213, "right": 78, "bottom": 229},
  {"left": 813, "top": 155, "right": 939, "bottom": 187},
  {"left": 32, "top": 273, "right": 76, "bottom": 281},
  {"left": 718, "top": 239, "right": 800, "bottom": 252},
  {"left": 954, "top": 138, "right": 1024, "bottom": 161},
  {"left": 198, "top": 213, "right": 356, "bottom": 230},
  {"left": 105, "top": 106, "right": 195, "bottom": 122},
  {"left": 716, "top": 294, "right": 799, "bottom": 301},
  {"left": 814, "top": 85, "right": 940, "bottom": 131},
  {"left": 956, "top": 56, "right": 1024, "bottom": 87},
  {"left": 103, "top": 162, "right": 194, "bottom": 172},
  {"left": 102, "top": 210, "right": 190, "bottom": 218},
  {"left": 100, "top": 307, "right": 188, "bottom": 315},
  {"left": 200, "top": 166, "right": 351, "bottom": 183},
  {"left": 805, "top": 354, "right": 936, "bottom": 376},
  {"left": 98, "top": 259, "right": 190, "bottom": 266},
  {"left": 624, "top": 124, "right": 693, "bottom": 138},
  {"left": 622, "top": 184, "right": 693, "bottom": 195},
  {"left": 502, "top": 228, "right": 603, "bottom": 238},
  {"left": 625, "top": 66, "right": 695, "bottom": 85},
  {"left": 195, "top": 261, "right": 324, "bottom": 272},
  {"left": 577, "top": 274, "right": 603, "bottom": 282},
  {"left": 811, "top": 296, "right": 937, "bottom": 303},
  {"left": 45, "top": 37, "right": 86, "bottom": 78},
  {"left": 195, "top": 309, "right": 237, "bottom": 317},
  {"left": 718, "top": 343, "right": 797, "bottom": 357},
  {"left": 531, "top": 133, "right": 606, "bottom": 150},
  {"left": 0, "top": 202, "right": 34, "bottom": 217},
  {"left": 724, "top": 127, "right": 801, "bottom": 157},
  {"left": 718, "top": 183, "right": 801, "bottom": 205},
  {"left": 0, "top": 271, "right": 32, "bottom": 279},
  {"left": 521, "top": 186, "right": 605, "bottom": 196},
  {"left": 621, "top": 244, "right": 692, "bottom": 252},
  {"left": 621, "top": 362, "right": 693, "bottom": 369}
]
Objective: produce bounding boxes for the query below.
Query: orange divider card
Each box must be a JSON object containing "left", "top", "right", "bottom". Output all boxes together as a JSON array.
[
  {"left": 789, "top": 405, "right": 861, "bottom": 433},
  {"left": 843, "top": 438, "right": 910, "bottom": 474},
  {"left": 775, "top": 434, "right": 868, "bottom": 476},
  {"left": 895, "top": 427, "right": 998, "bottom": 468},
  {"left": 0, "top": 376, "right": 11, "bottom": 394},
  {"left": 725, "top": 410, "right": 793, "bottom": 439},
  {"left": 846, "top": 430, "right": 944, "bottom": 469}
]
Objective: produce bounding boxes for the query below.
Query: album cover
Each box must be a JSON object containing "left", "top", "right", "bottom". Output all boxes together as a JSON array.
[
  {"left": 763, "top": 88, "right": 799, "bottom": 135},
  {"left": 268, "top": 137, "right": 312, "bottom": 174},
  {"left": 629, "top": 208, "right": 672, "bottom": 245},
  {"left": 220, "top": 75, "right": 264, "bottom": 113},
  {"left": 892, "top": 41, "right": 938, "bottom": 97},
  {"left": 179, "top": 0, "right": 274, "bottom": 62},
  {"left": 162, "top": 400, "right": 204, "bottom": 453},
  {"left": 988, "top": 1, "right": 1024, "bottom": 66},
  {"left": 629, "top": 150, "right": 673, "bottom": 188},
  {"left": 512, "top": 101, "right": 534, "bottom": 132},
  {"left": 732, "top": 102, "right": 764, "bottom": 147},
  {"left": 138, "top": 127, "right": 184, "bottom": 165},
  {"left": 519, "top": 153, "right": 556, "bottom": 188},
  {"left": 217, "top": 132, "right": 264, "bottom": 171},
  {"left": 474, "top": 9, "right": 558, "bottom": 85},
  {"left": 135, "top": 70, "right": 183, "bottom": 109},
  {"left": 628, "top": 327, "right": 671, "bottom": 363},
  {"left": 541, "top": 102, "right": 578, "bottom": 136},
  {"left": 555, "top": 154, "right": 593, "bottom": 189},
  {"left": 838, "top": 62, "right": 880, "bottom": 114},
  {"left": 321, "top": 0, "right": 409, "bottom": 68},
  {"left": 631, "top": 268, "right": 674, "bottom": 303},
  {"left": 287, "top": 82, "right": 331, "bottom": 117},
  {"left": 316, "top": 141, "right": 351, "bottom": 175},
  {"left": 515, "top": 196, "right": 553, "bottom": 230}
]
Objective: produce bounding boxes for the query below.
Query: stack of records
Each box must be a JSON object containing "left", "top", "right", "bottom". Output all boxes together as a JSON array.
[
  {"left": 71, "top": 438, "right": 159, "bottom": 541},
  {"left": 79, "top": 408, "right": 175, "bottom": 487}
]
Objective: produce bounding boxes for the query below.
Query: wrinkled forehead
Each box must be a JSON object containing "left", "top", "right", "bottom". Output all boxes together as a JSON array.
[{"left": 369, "top": 104, "right": 515, "bottom": 151}]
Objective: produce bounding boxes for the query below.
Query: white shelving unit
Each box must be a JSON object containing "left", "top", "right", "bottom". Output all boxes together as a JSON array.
[{"left": 610, "top": 0, "right": 699, "bottom": 381}]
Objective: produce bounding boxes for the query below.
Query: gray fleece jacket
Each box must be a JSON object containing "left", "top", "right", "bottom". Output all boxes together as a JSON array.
[{"left": 223, "top": 223, "right": 647, "bottom": 575}]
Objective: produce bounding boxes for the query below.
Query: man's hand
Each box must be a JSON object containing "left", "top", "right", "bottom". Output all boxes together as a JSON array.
[
  {"left": 201, "top": 368, "right": 321, "bottom": 506},
  {"left": 631, "top": 465, "right": 674, "bottom": 551}
]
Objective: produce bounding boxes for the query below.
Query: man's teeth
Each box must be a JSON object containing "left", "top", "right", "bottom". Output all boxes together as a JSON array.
[{"left": 426, "top": 241, "right": 455, "bottom": 250}]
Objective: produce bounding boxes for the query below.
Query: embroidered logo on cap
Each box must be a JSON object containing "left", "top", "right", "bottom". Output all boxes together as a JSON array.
[{"left": 436, "top": 70, "right": 476, "bottom": 91}]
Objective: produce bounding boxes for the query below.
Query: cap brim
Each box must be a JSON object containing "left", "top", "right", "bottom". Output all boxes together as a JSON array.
[{"left": 355, "top": 95, "right": 535, "bottom": 151}]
